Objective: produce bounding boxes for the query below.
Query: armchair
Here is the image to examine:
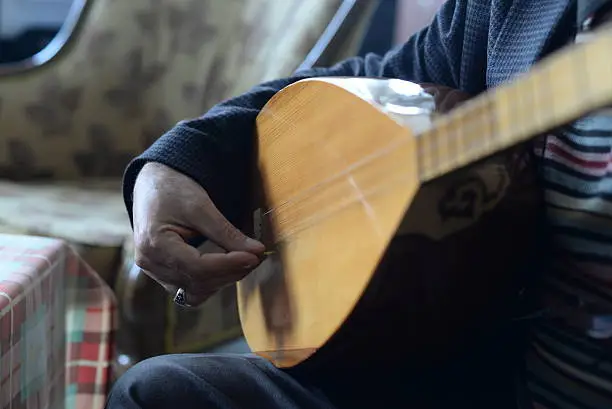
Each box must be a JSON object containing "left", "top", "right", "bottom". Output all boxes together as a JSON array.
[{"left": 0, "top": 0, "right": 377, "bottom": 379}]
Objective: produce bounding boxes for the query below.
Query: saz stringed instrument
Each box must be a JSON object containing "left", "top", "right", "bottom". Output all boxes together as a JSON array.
[{"left": 236, "top": 25, "right": 612, "bottom": 371}]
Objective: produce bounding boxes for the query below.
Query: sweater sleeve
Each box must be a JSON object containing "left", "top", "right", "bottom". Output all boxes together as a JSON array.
[{"left": 122, "top": 0, "right": 467, "bottom": 227}]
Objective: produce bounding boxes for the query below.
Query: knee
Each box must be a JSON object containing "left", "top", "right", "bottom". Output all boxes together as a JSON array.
[
  {"left": 106, "top": 354, "right": 267, "bottom": 409},
  {"left": 107, "top": 355, "right": 195, "bottom": 408}
]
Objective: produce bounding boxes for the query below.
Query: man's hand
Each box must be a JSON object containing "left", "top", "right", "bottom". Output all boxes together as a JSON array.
[
  {"left": 420, "top": 83, "right": 471, "bottom": 114},
  {"left": 132, "top": 162, "right": 265, "bottom": 306}
]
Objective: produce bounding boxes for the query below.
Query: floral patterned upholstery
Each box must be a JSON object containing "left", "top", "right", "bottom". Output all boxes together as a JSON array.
[
  {"left": 0, "top": 180, "right": 129, "bottom": 281},
  {"left": 0, "top": 0, "right": 347, "bottom": 181},
  {"left": 0, "top": 0, "right": 374, "bottom": 374}
]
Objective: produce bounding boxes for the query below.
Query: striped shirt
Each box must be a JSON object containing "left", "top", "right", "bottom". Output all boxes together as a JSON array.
[{"left": 528, "top": 108, "right": 612, "bottom": 408}]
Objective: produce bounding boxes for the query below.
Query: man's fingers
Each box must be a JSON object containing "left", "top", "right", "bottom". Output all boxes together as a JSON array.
[
  {"left": 135, "top": 232, "right": 259, "bottom": 293},
  {"left": 144, "top": 253, "right": 253, "bottom": 307},
  {"left": 195, "top": 195, "right": 265, "bottom": 254},
  {"left": 195, "top": 251, "right": 259, "bottom": 281}
]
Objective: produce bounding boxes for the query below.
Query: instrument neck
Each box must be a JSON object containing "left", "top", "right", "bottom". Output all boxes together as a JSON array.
[
  {"left": 415, "top": 96, "right": 499, "bottom": 182},
  {"left": 415, "top": 26, "right": 612, "bottom": 184}
]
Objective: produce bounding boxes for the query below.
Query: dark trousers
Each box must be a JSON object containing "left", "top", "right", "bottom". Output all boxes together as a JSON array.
[{"left": 106, "top": 327, "right": 529, "bottom": 409}]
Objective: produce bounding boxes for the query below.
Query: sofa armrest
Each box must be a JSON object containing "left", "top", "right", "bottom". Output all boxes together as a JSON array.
[{"left": 298, "top": 0, "right": 379, "bottom": 70}]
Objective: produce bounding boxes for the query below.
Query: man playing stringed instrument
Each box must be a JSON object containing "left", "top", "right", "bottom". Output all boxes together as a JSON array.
[{"left": 107, "top": 1, "right": 612, "bottom": 408}]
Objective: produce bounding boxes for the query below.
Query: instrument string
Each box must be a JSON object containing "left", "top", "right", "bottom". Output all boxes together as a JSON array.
[
  {"left": 261, "top": 89, "right": 503, "bottom": 217},
  {"left": 260, "top": 129, "right": 418, "bottom": 215},
  {"left": 258, "top": 31, "right": 612, "bottom": 242},
  {"left": 261, "top": 97, "right": 508, "bottom": 236}
]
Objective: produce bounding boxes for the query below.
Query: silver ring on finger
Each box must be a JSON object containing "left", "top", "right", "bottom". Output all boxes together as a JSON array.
[{"left": 173, "top": 287, "right": 192, "bottom": 308}]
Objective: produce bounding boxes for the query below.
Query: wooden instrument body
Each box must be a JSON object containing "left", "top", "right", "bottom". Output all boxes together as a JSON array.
[
  {"left": 238, "top": 77, "right": 421, "bottom": 367},
  {"left": 236, "top": 27, "right": 612, "bottom": 370},
  {"left": 237, "top": 78, "right": 540, "bottom": 369}
]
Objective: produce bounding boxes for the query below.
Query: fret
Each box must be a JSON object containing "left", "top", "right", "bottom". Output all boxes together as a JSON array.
[
  {"left": 530, "top": 57, "right": 549, "bottom": 134},
  {"left": 515, "top": 69, "right": 533, "bottom": 139},
  {"left": 417, "top": 117, "right": 434, "bottom": 180},
  {"left": 447, "top": 110, "right": 459, "bottom": 172},
  {"left": 575, "top": 39, "right": 592, "bottom": 109},
  {"left": 415, "top": 25, "right": 612, "bottom": 183},
  {"left": 417, "top": 94, "right": 497, "bottom": 181}
]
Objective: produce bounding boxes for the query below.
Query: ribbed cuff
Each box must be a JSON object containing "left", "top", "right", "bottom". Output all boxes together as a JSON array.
[{"left": 122, "top": 124, "right": 223, "bottom": 227}]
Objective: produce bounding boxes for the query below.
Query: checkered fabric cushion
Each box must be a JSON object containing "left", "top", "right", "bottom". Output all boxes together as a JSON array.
[{"left": 0, "top": 234, "right": 116, "bottom": 409}]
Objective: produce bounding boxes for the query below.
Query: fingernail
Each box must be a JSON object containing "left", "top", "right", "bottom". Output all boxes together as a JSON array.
[{"left": 245, "top": 237, "right": 265, "bottom": 251}]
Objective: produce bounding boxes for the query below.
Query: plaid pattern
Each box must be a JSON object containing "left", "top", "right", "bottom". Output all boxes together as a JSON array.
[{"left": 0, "top": 234, "right": 116, "bottom": 409}]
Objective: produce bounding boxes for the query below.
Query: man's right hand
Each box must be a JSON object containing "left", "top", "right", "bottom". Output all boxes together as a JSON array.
[{"left": 132, "top": 162, "right": 265, "bottom": 306}]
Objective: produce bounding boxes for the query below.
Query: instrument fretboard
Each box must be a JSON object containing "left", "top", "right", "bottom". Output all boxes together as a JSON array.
[{"left": 416, "top": 25, "right": 612, "bottom": 182}]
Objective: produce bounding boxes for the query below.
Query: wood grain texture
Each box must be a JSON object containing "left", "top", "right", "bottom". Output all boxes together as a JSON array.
[
  {"left": 238, "top": 79, "right": 419, "bottom": 367},
  {"left": 237, "top": 25, "right": 612, "bottom": 368},
  {"left": 417, "top": 24, "right": 612, "bottom": 181}
]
